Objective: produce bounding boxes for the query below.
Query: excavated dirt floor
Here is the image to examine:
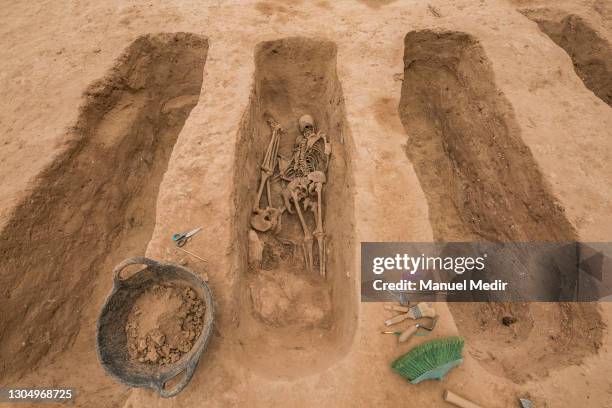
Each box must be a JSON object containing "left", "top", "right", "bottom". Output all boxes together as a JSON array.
[
  {"left": 0, "top": 32, "right": 207, "bottom": 407},
  {"left": 0, "top": 1, "right": 611, "bottom": 407},
  {"left": 520, "top": 8, "right": 612, "bottom": 106},
  {"left": 232, "top": 36, "right": 357, "bottom": 378},
  {"left": 398, "top": 29, "right": 603, "bottom": 384}
]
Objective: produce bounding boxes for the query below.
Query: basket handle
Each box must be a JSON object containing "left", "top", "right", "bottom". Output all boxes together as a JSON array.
[
  {"left": 113, "top": 257, "right": 160, "bottom": 285},
  {"left": 155, "top": 357, "right": 199, "bottom": 398}
]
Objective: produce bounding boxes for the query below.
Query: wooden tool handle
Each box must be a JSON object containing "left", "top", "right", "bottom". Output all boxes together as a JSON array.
[
  {"left": 398, "top": 325, "right": 419, "bottom": 343},
  {"left": 384, "top": 305, "right": 410, "bottom": 313},
  {"left": 443, "top": 390, "right": 483, "bottom": 408},
  {"left": 385, "top": 313, "right": 409, "bottom": 326}
]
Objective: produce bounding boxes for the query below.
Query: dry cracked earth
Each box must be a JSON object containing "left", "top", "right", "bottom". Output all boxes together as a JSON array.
[{"left": 0, "top": 0, "right": 611, "bottom": 407}]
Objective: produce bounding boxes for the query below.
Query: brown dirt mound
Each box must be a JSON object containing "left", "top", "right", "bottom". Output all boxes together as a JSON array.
[
  {"left": 0, "top": 32, "right": 207, "bottom": 383},
  {"left": 126, "top": 284, "right": 205, "bottom": 365},
  {"left": 522, "top": 10, "right": 612, "bottom": 106},
  {"left": 399, "top": 30, "right": 603, "bottom": 383},
  {"left": 231, "top": 36, "right": 357, "bottom": 378}
]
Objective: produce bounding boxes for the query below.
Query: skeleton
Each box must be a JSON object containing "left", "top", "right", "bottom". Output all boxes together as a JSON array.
[
  {"left": 250, "top": 114, "right": 331, "bottom": 277},
  {"left": 280, "top": 115, "right": 331, "bottom": 276}
]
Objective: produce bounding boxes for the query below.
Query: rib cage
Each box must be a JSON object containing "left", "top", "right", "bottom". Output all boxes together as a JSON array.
[{"left": 282, "top": 137, "right": 328, "bottom": 181}]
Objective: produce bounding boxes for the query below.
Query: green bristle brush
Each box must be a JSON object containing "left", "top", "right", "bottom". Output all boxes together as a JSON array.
[{"left": 391, "top": 336, "right": 464, "bottom": 384}]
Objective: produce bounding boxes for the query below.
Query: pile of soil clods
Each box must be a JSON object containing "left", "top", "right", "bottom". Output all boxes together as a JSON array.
[{"left": 126, "top": 284, "right": 205, "bottom": 365}]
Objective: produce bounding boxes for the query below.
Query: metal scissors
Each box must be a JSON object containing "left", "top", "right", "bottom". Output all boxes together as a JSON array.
[{"left": 172, "top": 227, "right": 202, "bottom": 247}]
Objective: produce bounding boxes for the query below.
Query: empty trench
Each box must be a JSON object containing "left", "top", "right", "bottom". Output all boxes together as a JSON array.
[
  {"left": 523, "top": 10, "right": 612, "bottom": 106},
  {"left": 232, "top": 37, "right": 357, "bottom": 378},
  {"left": 0, "top": 33, "right": 207, "bottom": 381},
  {"left": 399, "top": 31, "right": 602, "bottom": 383}
]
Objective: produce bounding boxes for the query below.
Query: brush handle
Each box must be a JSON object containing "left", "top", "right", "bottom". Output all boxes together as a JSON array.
[
  {"left": 385, "top": 313, "right": 410, "bottom": 326},
  {"left": 443, "top": 390, "right": 483, "bottom": 408},
  {"left": 398, "top": 325, "right": 419, "bottom": 343},
  {"left": 384, "top": 305, "right": 410, "bottom": 313}
]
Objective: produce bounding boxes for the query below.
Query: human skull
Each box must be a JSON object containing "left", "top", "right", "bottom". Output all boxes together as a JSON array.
[{"left": 298, "top": 115, "right": 315, "bottom": 134}]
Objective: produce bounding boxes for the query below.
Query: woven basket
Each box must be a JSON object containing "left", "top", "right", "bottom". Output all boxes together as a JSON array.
[{"left": 96, "top": 257, "right": 214, "bottom": 397}]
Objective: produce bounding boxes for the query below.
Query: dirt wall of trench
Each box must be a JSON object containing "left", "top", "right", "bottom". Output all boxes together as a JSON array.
[
  {"left": 0, "top": 32, "right": 208, "bottom": 381},
  {"left": 398, "top": 30, "right": 603, "bottom": 383}
]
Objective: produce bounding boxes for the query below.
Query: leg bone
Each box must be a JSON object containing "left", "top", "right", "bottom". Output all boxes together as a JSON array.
[
  {"left": 291, "top": 189, "right": 314, "bottom": 273},
  {"left": 313, "top": 182, "right": 326, "bottom": 277}
]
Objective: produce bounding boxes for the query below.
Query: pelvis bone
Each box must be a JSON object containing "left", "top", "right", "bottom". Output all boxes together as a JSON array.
[{"left": 251, "top": 207, "right": 282, "bottom": 233}]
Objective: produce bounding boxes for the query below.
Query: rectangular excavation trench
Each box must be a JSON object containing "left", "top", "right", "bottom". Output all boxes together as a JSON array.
[
  {"left": 399, "top": 30, "right": 602, "bottom": 384},
  {"left": 522, "top": 10, "right": 612, "bottom": 107},
  {"left": 0, "top": 33, "right": 207, "bottom": 383},
  {"left": 231, "top": 37, "right": 357, "bottom": 378}
]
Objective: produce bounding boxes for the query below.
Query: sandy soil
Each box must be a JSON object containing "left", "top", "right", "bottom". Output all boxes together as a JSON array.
[{"left": 0, "top": 0, "right": 611, "bottom": 407}]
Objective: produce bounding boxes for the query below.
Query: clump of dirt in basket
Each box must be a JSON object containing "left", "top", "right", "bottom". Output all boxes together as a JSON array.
[{"left": 126, "top": 285, "right": 205, "bottom": 365}]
